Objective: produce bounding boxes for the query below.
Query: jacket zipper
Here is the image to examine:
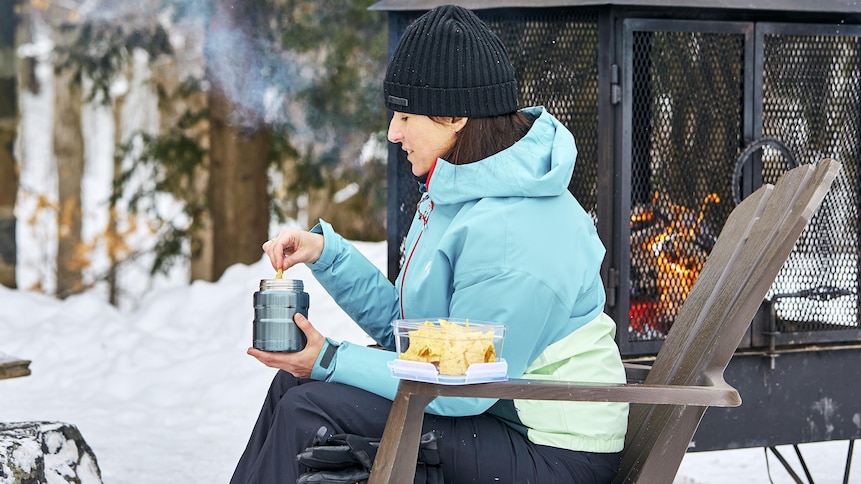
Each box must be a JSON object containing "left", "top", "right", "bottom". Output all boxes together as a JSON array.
[{"left": 399, "top": 192, "right": 433, "bottom": 318}]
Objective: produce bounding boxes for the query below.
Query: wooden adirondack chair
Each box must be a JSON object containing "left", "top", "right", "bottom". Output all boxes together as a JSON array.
[{"left": 367, "top": 158, "right": 841, "bottom": 484}]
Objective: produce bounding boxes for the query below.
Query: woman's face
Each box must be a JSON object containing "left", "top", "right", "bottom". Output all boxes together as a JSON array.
[{"left": 387, "top": 112, "right": 466, "bottom": 177}]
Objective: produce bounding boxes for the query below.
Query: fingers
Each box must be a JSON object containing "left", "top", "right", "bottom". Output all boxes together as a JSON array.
[
  {"left": 270, "top": 238, "right": 293, "bottom": 271},
  {"left": 262, "top": 229, "right": 298, "bottom": 271},
  {"left": 261, "top": 228, "right": 324, "bottom": 271},
  {"left": 247, "top": 347, "right": 306, "bottom": 376},
  {"left": 247, "top": 313, "right": 326, "bottom": 379},
  {"left": 294, "top": 313, "right": 323, "bottom": 345},
  {"left": 246, "top": 347, "right": 270, "bottom": 361}
]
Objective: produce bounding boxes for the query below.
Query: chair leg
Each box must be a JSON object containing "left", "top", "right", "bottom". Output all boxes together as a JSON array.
[{"left": 368, "top": 384, "right": 435, "bottom": 484}]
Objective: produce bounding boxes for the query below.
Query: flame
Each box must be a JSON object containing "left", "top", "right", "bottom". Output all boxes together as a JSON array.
[{"left": 630, "top": 192, "right": 720, "bottom": 335}]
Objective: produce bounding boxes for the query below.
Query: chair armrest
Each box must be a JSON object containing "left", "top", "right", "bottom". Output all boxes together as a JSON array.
[
  {"left": 367, "top": 375, "right": 739, "bottom": 484},
  {"left": 394, "top": 374, "right": 741, "bottom": 408}
]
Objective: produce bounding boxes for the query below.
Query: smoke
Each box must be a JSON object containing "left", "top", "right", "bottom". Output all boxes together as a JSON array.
[
  {"left": 202, "top": 2, "right": 304, "bottom": 131},
  {"left": 72, "top": 0, "right": 310, "bottom": 132}
]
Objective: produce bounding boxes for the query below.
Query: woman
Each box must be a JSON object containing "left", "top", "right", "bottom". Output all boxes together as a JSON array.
[{"left": 231, "top": 5, "right": 628, "bottom": 483}]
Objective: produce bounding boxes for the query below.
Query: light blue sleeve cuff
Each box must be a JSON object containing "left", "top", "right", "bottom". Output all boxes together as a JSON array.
[
  {"left": 310, "top": 337, "right": 341, "bottom": 381},
  {"left": 325, "top": 341, "right": 400, "bottom": 400},
  {"left": 309, "top": 219, "right": 341, "bottom": 270}
]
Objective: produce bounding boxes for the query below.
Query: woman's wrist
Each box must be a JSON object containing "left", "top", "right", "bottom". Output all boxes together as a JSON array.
[{"left": 311, "top": 338, "right": 341, "bottom": 380}]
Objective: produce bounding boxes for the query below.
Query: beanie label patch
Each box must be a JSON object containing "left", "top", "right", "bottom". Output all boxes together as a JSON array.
[{"left": 387, "top": 95, "right": 409, "bottom": 107}]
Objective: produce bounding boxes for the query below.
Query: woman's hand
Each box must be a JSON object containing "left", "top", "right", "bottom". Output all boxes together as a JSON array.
[
  {"left": 247, "top": 313, "right": 326, "bottom": 378},
  {"left": 262, "top": 228, "right": 325, "bottom": 271}
]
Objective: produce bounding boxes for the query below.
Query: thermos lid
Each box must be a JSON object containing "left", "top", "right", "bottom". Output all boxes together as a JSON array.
[{"left": 259, "top": 279, "right": 304, "bottom": 291}]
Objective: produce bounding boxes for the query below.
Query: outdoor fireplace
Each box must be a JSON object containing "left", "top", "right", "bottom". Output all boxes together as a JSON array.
[{"left": 375, "top": 0, "right": 861, "bottom": 454}]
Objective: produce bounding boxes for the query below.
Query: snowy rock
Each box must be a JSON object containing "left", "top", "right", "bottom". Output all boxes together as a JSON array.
[{"left": 0, "top": 421, "right": 102, "bottom": 483}]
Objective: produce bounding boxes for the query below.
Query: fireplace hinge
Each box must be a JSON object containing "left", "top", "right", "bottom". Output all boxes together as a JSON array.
[
  {"left": 610, "top": 64, "right": 622, "bottom": 105},
  {"left": 606, "top": 267, "right": 619, "bottom": 307}
]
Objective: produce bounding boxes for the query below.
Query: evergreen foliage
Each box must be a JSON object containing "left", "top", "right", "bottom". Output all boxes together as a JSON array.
[{"left": 51, "top": 0, "right": 388, "bottom": 282}]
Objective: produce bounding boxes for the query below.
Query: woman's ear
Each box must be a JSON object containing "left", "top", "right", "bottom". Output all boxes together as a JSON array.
[{"left": 451, "top": 117, "right": 468, "bottom": 133}]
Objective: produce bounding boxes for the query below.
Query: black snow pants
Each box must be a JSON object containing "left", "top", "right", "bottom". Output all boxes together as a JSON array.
[{"left": 229, "top": 370, "right": 621, "bottom": 484}]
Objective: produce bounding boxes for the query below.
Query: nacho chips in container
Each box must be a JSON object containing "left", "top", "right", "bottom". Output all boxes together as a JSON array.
[{"left": 389, "top": 318, "right": 508, "bottom": 384}]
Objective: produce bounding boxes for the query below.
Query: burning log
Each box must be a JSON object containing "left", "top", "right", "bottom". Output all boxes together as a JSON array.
[{"left": 630, "top": 193, "right": 721, "bottom": 337}]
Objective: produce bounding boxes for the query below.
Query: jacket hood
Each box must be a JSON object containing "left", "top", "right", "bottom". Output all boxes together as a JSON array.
[{"left": 427, "top": 106, "right": 577, "bottom": 204}]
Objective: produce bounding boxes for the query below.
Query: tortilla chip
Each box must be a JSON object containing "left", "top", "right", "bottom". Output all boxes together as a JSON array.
[{"left": 399, "top": 319, "right": 497, "bottom": 375}]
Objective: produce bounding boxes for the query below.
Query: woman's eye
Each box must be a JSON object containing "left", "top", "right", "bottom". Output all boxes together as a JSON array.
[{"left": 400, "top": 116, "right": 408, "bottom": 122}]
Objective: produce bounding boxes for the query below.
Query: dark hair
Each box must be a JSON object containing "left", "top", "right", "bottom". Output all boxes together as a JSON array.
[{"left": 437, "top": 111, "right": 535, "bottom": 165}]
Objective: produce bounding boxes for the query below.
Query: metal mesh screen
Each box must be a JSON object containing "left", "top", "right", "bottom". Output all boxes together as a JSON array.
[
  {"left": 761, "top": 32, "right": 861, "bottom": 331},
  {"left": 388, "top": 9, "right": 600, "bottom": 273},
  {"left": 488, "top": 11, "right": 601, "bottom": 212},
  {"left": 387, "top": 10, "right": 861, "bottom": 349},
  {"left": 627, "top": 29, "right": 745, "bottom": 342}
]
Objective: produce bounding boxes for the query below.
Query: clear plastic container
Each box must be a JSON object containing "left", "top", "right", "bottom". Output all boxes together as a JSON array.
[{"left": 389, "top": 318, "right": 508, "bottom": 384}]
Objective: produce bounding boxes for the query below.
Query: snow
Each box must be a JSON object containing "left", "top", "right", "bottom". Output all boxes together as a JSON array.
[
  {"left": 0, "top": 249, "right": 376, "bottom": 484},
  {"left": 1, "top": 244, "right": 858, "bottom": 483}
]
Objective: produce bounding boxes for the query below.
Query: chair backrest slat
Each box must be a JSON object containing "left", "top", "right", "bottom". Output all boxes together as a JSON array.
[
  {"left": 367, "top": 160, "right": 840, "bottom": 484},
  {"left": 617, "top": 159, "right": 840, "bottom": 483}
]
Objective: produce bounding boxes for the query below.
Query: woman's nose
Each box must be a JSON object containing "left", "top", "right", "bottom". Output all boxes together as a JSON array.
[{"left": 387, "top": 120, "right": 401, "bottom": 143}]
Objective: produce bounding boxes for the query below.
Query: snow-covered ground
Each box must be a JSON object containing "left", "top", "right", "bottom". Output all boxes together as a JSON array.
[{"left": 1, "top": 242, "right": 858, "bottom": 483}]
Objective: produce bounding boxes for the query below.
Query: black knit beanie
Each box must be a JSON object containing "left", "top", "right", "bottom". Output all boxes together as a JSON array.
[{"left": 383, "top": 5, "right": 519, "bottom": 118}]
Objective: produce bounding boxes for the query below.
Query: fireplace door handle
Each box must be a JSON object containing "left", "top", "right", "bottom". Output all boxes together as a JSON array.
[{"left": 733, "top": 137, "right": 799, "bottom": 205}]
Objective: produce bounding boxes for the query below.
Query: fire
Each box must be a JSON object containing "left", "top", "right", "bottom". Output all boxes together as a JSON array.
[{"left": 630, "top": 193, "right": 720, "bottom": 336}]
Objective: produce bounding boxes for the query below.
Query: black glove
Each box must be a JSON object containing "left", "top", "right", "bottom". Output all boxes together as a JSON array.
[
  {"left": 297, "top": 426, "right": 443, "bottom": 484},
  {"left": 296, "top": 467, "right": 370, "bottom": 484},
  {"left": 298, "top": 431, "right": 379, "bottom": 471}
]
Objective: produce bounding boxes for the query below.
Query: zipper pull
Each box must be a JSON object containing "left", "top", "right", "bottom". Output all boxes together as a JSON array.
[
  {"left": 417, "top": 192, "right": 429, "bottom": 210},
  {"left": 417, "top": 193, "right": 432, "bottom": 227}
]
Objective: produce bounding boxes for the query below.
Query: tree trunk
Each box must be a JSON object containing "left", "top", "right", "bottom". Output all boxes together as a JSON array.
[
  {"left": 151, "top": 57, "right": 213, "bottom": 282},
  {"left": 53, "top": 55, "right": 85, "bottom": 298},
  {"left": 207, "top": 86, "right": 270, "bottom": 281},
  {"left": 191, "top": 180, "right": 215, "bottom": 282},
  {"left": 106, "top": 76, "right": 127, "bottom": 306},
  {"left": 0, "top": 0, "right": 18, "bottom": 288},
  {"left": 205, "top": 1, "right": 270, "bottom": 281}
]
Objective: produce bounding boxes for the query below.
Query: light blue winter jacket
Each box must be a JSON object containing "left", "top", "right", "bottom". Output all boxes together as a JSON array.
[{"left": 307, "top": 106, "right": 628, "bottom": 453}]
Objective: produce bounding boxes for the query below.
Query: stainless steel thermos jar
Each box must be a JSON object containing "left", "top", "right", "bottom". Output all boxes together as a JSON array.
[{"left": 252, "top": 278, "right": 310, "bottom": 352}]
